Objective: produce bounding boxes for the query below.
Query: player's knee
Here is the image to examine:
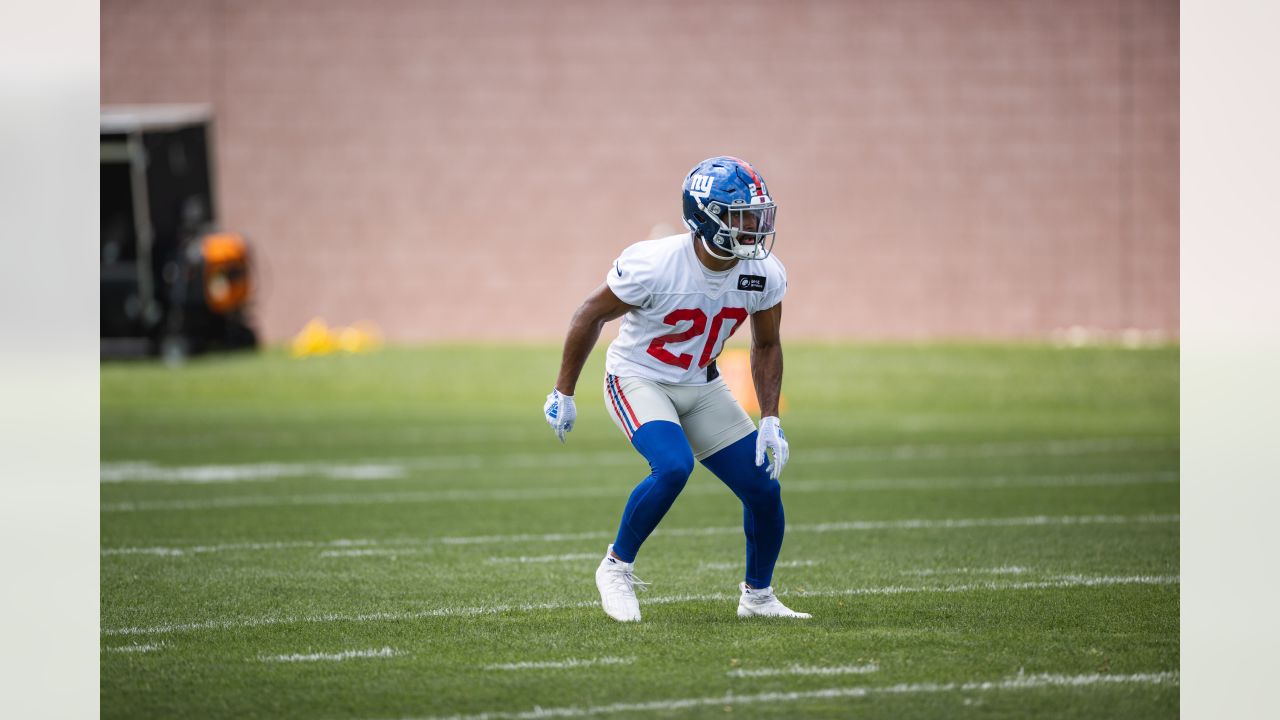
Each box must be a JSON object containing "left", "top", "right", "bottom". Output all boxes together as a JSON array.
[
  {"left": 742, "top": 477, "right": 782, "bottom": 510},
  {"left": 651, "top": 448, "right": 694, "bottom": 491},
  {"left": 632, "top": 421, "right": 694, "bottom": 492}
]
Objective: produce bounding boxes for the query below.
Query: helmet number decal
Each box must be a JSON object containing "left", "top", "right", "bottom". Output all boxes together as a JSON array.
[{"left": 646, "top": 307, "right": 748, "bottom": 370}]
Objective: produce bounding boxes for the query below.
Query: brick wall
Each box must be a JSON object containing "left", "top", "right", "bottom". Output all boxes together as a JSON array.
[{"left": 102, "top": 0, "right": 1178, "bottom": 341}]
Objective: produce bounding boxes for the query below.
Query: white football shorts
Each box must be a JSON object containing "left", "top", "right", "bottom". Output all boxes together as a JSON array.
[{"left": 602, "top": 373, "right": 757, "bottom": 460}]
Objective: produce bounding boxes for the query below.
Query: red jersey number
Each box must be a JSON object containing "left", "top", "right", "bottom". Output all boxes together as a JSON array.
[{"left": 646, "top": 307, "right": 748, "bottom": 370}]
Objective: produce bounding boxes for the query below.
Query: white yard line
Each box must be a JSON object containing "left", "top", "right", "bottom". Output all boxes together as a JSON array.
[
  {"left": 101, "top": 574, "right": 1178, "bottom": 637},
  {"left": 99, "top": 471, "right": 1178, "bottom": 513},
  {"left": 485, "top": 553, "right": 601, "bottom": 564},
  {"left": 727, "top": 662, "right": 879, "bottom": 677},
  {"left": 101, "top": 513, "right": 1179, "bottom": 557},
  {"left": 798, "top": 437, "right": 1176, "bottom": 462},
  {"left": 102, "top": 642, "right": 165, "bottom": 653},
  {"left": 700, "top": 560, "right": 820, "bottom": 571},
  {"left": 261, "top": 647, "right": 403, "bottom": 663},
  {"left": 386, "top": 671, "right": 1178, "bottom": 720},
  {"left": 440, "top": 513, "right": 1180, "bottom": 546},
  {"left": 100, "top": 461, "right": 407, "bottom": 483},
  {"left": 99, "top": 436, "right": 1177, "bottom": 484},
  {"left": 787, "top": 471, "right": 1179, "bottom": 493},
  {"left": 783, "top": 513, "right": 1178, "bottom": 534},
  {"left": 103, "top": 538, "right": 395, "bottom": 557},
  {"left": 485, "top": 657, "right": 635, "bottom": 671},
  {"left": 902, "top": 566, "right": 1033, "bottom": 576},
  {"left": 318, "top": 548, "right": 434, "bottom": 559}
]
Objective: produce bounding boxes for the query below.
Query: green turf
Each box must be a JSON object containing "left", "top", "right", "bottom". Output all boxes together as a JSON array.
[{"left": 101, "top": 343, "right": 1179, "bottom": 719}]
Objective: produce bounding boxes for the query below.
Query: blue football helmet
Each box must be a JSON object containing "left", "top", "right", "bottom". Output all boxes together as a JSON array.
[{"left": 681, "top": 156, "right": 777, "bottom": 261}]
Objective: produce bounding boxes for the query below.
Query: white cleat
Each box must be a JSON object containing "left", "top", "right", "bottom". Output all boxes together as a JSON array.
[
  {"left": 737, "top": 582, "right": 812, "bottom": 619},
  {"left": 595, "top": 544, "right": 648, "bottom": 622}
]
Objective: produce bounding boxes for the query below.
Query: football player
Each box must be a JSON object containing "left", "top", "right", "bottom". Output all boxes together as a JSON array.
[{"left": 543, "top": 156, "right": 810, "bottom": 622}]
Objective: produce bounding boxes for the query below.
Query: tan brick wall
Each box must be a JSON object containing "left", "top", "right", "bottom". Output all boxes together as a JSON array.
[{"left": 102, "top": 0, "right": 1178, "bottom": 341}]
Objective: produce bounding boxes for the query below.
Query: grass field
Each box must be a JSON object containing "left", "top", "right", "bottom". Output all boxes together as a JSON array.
[{"left": 101, "top": 343, "right": 1179, "bottom": 719}]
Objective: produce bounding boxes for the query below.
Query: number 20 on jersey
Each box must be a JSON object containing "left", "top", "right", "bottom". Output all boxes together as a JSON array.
[{"left": 646, "top": 307, "right": 748, "bottom": 370}]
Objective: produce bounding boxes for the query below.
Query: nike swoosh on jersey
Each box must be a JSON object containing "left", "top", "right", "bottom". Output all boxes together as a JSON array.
[{"left": 615, "top": 262, "right": 622, "bottom": 277}]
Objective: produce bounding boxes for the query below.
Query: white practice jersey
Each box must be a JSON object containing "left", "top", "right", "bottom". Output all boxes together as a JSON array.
[{"left": 604, "top": 233, "right": 787, "bottom": 385}]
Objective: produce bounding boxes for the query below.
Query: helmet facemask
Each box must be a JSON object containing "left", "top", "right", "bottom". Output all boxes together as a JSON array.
[{"left": 699, "top": 198, "right": 777, "bottom": 261}]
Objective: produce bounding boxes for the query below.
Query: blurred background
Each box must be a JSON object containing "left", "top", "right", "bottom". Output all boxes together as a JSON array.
[{"left": 100, "top": 0, "right": 1177, "bottom": 349}]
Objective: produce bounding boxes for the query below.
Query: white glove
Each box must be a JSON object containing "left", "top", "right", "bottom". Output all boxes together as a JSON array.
[
  {"left": 543, "top": 388, "right": 577, "bottom": 442},
  {"left": 755, "top": 416, "right": 789, "bottom": 480}
]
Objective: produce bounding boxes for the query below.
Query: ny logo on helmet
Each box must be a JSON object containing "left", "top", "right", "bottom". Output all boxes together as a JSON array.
[{"left": 687, "top": 173, "right": 714, "bottom": 198}]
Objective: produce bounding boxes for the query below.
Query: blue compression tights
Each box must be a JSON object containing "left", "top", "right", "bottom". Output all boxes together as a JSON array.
[{"left": 611, "top": 421, "right": 786, "bottom": 588}]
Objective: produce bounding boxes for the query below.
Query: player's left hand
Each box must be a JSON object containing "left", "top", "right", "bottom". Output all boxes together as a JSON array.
[
  {"left": 543, "top": 388, "right": 577, "bottom": 443},
  {"left": 755, "top": 416, "right": 789, "bottom": 480}
]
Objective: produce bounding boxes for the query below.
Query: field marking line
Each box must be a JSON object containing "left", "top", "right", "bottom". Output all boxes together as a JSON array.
[
  {"left": 103, "top": 538, "right": 395, "bottom": 557},
  {"left": 797, "top": 437, "right": 1177, "bottom": 463},
  {"left": 100, "top": 574, "right": 1178, "bottom": 637},
  {"left": 485, "top": 657, "right": 635, "bottom": 671},
  {"left": 102, "top": 642, "right": 165, "bottom": 654},
  {"left": 98, "top": 470, "right": 1179, "bottom": 512},
  {"left": 727, "top": 662, "right": 879, "bottom": 677},
  {"left": 386, "top": 671, "right": 1178, "bottom": 720},
  {"left": 100, "top": 513, "right": 1180, "bottom": 557},
  {"left": 788, "top": 471, "right": 1179, "bottom": 493},
  {"left": 319, "top": 548, "right": 435, "bottom": 558},
  {"left": 100, "top": 461, "right": 407, "bottom": 484},
  {"left": 902, "top": 566, "right": 1032, "bottom": 576},
  {"left": 99, "top": 436, "right": 1178, "bottom": 484},
  {"left": 260, "top": 647, "right": 403, "bottom": 663},
  {"left": 485, "top": 553, "right": 601, "bottom": 564},
  {"left": 439, "top": 513, "right": 1181, "bottom": 546},
  {"left": 700, "top": 559, "right": 820, "bottom": 571}
]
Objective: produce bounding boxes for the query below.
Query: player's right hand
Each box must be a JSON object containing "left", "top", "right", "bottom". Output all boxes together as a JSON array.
[{"left": 543, "top": 388, "right": 577, "bottom": 443}]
